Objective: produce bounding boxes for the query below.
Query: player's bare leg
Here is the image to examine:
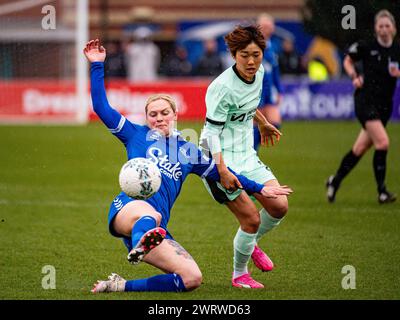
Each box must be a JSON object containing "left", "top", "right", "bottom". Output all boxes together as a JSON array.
[
  {"left": 352, "top": 129, "right": 373, "bottom": 156},
  {"left": 255, "top": 179, "right": 288, "bottom": 219},
  {"left": 226, "top": 192, "right": 260, "bottom": 234},
  {"left": 143, "top": 239, "right": 202, "bottom": 291}
]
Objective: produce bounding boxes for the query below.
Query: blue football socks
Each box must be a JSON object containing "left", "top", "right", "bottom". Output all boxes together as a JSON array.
[
  {"left": 125, "top": 273, "right": 187, "bottom": 292},
  {"left": 131, "top": 215, "right": 157, "bottom": 248}
]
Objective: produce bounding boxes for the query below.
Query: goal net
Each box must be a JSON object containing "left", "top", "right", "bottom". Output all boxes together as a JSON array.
[{"left": 0, "top": 0, "right": 88, "bottom": 124}]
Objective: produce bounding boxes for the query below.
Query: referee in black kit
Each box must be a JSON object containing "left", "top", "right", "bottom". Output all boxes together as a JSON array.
[{"left": 327, "top": 9, "right": 400, "bottom": 204}]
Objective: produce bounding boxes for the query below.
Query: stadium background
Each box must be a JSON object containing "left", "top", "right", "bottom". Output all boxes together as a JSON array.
[{"left": 0, "top": 0, "right": 399, "bottom": 300}]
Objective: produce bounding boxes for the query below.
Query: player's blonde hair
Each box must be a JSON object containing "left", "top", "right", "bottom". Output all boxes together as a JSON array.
[
  {"left": 145, "top": 94, "right": 177, "bottom": 114},
  {"left": 375, "top": 9, "right": 397, "bottom": 38}
]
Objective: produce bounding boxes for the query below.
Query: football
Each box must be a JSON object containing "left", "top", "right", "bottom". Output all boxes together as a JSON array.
[{"left": 118, "top": 158, "right": 162, "bottom": 199}]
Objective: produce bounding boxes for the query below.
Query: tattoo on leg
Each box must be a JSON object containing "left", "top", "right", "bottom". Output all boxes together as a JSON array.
[{"left": 166, "top": 239, "right": 194, "bottom": 261}]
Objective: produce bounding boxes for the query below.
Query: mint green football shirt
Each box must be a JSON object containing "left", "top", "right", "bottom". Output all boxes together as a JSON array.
[
  {"left": 200, "top": 64, "right": 277, "bottom": 194},
  {"left": 202, "top": 64, "right": 264, "bottom": 155}
]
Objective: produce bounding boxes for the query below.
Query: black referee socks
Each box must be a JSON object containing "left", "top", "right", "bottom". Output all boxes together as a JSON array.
[
  {"left": 373, "top": 149, "right": 388, "bottom": 193},
  {"left": 333, "top": 150, "right": 361, "bottom": 186}
]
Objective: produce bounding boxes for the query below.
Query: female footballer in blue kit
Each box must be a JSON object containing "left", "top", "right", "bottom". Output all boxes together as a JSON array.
[
  {"left": 84, "top": 39, "right": 292, "bottom": 293},
  {"left": 253, "top": 13, "right": 283, "bottom": 151}
]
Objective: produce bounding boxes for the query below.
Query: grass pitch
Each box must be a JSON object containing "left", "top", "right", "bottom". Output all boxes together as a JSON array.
[{"left": 0, "top": 121, "right": 399, "bottom": 300}]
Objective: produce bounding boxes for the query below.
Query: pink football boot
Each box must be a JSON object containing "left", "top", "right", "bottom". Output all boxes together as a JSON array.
[
  {"left": 232, "top": 273, "right": 264, "bottom": 289},
  {"left": 251, "top": 245, "right": 274, "bottom": 272},
  {"left": 127, "top": 227, "right": 166, "bottom": 265}
]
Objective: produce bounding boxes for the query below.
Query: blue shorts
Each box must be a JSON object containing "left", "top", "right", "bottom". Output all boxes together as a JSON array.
[{"left": 108, "top": 192, "right": 174, "bottom": 252}]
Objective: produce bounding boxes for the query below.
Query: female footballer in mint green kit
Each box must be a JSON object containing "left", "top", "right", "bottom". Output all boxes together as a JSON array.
[{"left": 200, "top": 25, "right": 291, "bottom": 288}]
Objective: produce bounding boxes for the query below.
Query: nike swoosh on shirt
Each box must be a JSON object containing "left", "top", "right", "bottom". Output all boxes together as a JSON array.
[{"left": 238, "top": 104, "right": 246, "bottom": 108}]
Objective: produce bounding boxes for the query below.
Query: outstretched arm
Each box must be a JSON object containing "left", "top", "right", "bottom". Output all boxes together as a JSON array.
[
  {"left": 213, "top": 166, "right": 292, "bottom": 198},
  {"left": 191, "top": 153, "right": 292, "bottom": 198},
  {"left": 84, "top": 39, "right": 123, "bottom": 130}
]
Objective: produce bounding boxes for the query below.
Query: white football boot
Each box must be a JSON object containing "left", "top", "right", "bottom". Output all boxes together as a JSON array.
[{"left": 91, "top": 273, "right": 126, "bottom": 293}]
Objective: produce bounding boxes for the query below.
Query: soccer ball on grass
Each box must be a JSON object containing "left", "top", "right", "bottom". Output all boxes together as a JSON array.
[{"left": 119, "top": 158, "right": 162, "bottom": 199}]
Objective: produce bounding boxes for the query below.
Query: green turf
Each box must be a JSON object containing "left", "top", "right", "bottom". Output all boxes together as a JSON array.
[{"left": 0, "top": 121, "right": 399, "bottom": 300}]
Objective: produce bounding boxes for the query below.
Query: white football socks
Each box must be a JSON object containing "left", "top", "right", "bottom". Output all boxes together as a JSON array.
[
  {"left": 233, "top": 228, "right": 257, "bottom": 278},
  {"left": 256, "top": 208, "right": 283, "bottom": 242}
]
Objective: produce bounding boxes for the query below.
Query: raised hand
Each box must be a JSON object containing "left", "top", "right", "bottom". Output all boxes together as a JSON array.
[
  {"left": 83, "top": 39, "right": 106, "bottom": 63},
  {"left": 258, "top": 121, "right": 282, "bottom": 147},
  {"left": 254, "top": 109, "right": 282, "bottom": 147}
]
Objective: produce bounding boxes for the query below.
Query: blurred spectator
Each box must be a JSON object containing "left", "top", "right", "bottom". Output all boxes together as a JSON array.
[
  {"left": 304, "top": 36, "right": 341, "bottom": 78},
  {"left": 221, "top": 50, "right": 235, "bottom": 70},
  {"left": 307, "top": 56, "right": 329, "bottom": 82},
  {"left": 194, "top": 39, "right": 224, "bottom": 77},
  {"left": 278, "top": 38, "right": 305, "bottom": 75},
  {"left": 257, "top": 13, "right": 283, "bottom": 107},
  {"left": 252, "top": 12, "right": 284, "bottom": 151},
  {"left": 125, "top": 26, "right": 160, "bottom": 82},
  {"left": 104, "top": 41, "right": 127, "bottom": 78},
  {"left": 162, "top": 45, "right": 192, "bottom": 77}
]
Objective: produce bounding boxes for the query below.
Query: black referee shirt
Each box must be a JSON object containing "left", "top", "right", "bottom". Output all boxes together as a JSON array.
[{"left": 347, "top": 39, "right": 400, "bottom": 100}]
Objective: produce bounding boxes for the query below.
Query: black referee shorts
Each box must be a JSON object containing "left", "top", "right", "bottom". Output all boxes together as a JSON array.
[{"left": 354, "top": 91, "right": 393, "bottom": 128}]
